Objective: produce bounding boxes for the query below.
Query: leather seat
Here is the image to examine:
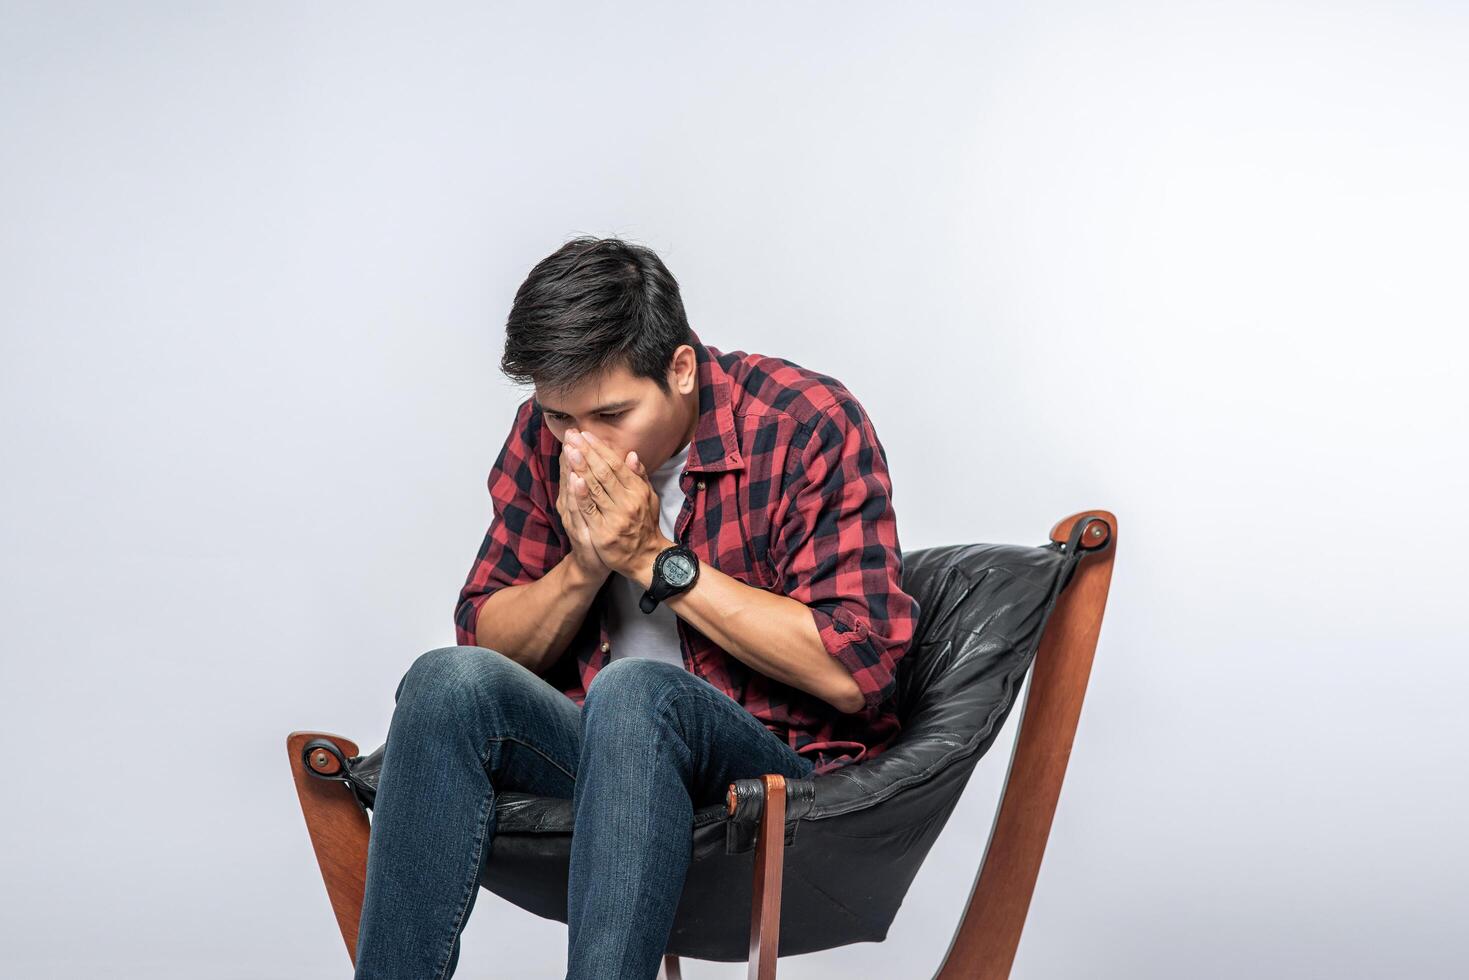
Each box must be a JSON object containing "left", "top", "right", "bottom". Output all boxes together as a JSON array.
[{"left": 338, "top": 539, "right": 1083, "bottom": 961}]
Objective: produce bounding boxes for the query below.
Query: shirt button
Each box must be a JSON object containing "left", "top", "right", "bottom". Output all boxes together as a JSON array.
[
  {"left": 600, "top": 641, "right": 610, "bottom": 653},
  {"left": 696, "top": 480, "right": 706, "bottom": 490}
]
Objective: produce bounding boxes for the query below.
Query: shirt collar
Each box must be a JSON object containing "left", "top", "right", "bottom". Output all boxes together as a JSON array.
[{"left": 684, "top": 329, "right": 746, "bottom": 475}]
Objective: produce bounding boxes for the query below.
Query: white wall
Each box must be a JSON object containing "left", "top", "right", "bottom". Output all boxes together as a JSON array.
[{"left": 2, "top": 2, "right": 1464, "bottom": 977}]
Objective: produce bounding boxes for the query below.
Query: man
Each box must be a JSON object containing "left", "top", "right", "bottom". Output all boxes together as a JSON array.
[{"left": 353, "top": 237, "right": 919, "bottom": 979}]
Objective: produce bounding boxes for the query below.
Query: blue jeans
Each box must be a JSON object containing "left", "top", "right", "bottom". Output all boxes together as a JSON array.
[{"left": 353, "top": 646, "right": 817, "bottom": 980}]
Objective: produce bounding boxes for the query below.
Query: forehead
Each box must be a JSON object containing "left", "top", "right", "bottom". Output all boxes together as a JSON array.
[{"left": 534, "top": 364, "right": 647, "bottom": 414}]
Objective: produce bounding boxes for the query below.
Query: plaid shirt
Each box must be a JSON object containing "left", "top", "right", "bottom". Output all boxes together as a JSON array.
[{"left": 454, "top": 330, "right": 919, "bottom": 776}]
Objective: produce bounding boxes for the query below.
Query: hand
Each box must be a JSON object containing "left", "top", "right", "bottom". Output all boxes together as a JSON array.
[
  {"left": 563, "top": 428, "right": 674, "bottom": 581},
  {"left": 556, "top": 438, "right": 613, "bottom": 584}
]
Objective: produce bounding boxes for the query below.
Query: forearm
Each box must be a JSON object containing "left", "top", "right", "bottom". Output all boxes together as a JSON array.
[
  {"left": 554, "top": 428, "right": 863, "bottom": 712},
  {"left": 473, "top": 556, "right": 607, "bottom": 675},
  {"left": 635, "top": 552, "right": 864, "bottom": 714}
]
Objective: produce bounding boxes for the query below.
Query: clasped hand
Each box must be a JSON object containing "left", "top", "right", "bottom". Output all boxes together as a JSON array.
[{"left": 559, "top": 428, "right": 672, "bottom": 581}]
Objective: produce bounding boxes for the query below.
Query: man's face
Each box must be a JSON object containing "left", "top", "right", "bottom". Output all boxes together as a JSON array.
[{"left": 534, "top": 346, "right": 697, "bottom": 474}]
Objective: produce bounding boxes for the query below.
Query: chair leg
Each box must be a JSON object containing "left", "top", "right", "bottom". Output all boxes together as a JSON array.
[
  {"left": 932, "top": 511, "right": 1117, "bottom": 979},
  {"left": 286, "top": 731, "right": 371, "bottom": 967},
  {"left": 660, "top": 953, "right": 684, "bottom": 979},
  {"left": 727, "top": 773, "right": 788, "bottom": 980}
]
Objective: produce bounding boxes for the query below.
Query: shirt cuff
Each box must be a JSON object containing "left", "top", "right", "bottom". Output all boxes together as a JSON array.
[
  {"left": 808, "top": 602, "right": 890, "bottom": 714},
  {"left": 455, "top": 591, "right": 497, "bottom": 647}
]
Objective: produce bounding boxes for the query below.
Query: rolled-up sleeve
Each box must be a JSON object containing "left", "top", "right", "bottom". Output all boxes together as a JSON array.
[
  {"left": 454, "top": 397, "right": 565, "bottom": 646},
  {"left": 770, "top": 395, "right": 919, "bottom": 715}
]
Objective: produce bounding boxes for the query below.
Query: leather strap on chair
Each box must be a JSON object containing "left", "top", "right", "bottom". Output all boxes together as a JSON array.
[
  {"left": 725, "top": 776, "right": 816, "bottom": 854},
  {"left": 301, "top": 738, "right": 376, "bottom": 814}
]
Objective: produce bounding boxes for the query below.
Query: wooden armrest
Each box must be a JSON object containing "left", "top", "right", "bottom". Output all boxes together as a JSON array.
[{"left": 727, "top": 774, "right": 789, "bottom": 980}]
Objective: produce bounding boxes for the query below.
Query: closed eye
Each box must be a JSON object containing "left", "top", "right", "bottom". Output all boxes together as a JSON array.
[{"left": 547, "top": 410, "right": 626, "bottom": 422}]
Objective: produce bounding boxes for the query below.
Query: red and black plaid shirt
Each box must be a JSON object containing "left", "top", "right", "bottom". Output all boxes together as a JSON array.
[{"left": 454, "top": 330, "right": 919, "bottom": 776}]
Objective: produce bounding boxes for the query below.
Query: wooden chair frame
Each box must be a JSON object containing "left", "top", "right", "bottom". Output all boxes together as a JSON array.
[{"left": 287, "top": 510, "right": 1116, "bottom": 979}]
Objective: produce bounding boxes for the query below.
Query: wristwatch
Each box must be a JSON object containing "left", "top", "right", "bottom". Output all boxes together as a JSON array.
[{"left": 640, "top": 544, "right": 700, "bottom": 613}]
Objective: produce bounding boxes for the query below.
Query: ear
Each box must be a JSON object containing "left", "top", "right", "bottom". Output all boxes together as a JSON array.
[{"left": 668, "top": 344, "right": 697, "bottom": 395}]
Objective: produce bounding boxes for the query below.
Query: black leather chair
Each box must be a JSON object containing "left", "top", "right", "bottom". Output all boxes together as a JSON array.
[{"left": 289, "top": 510, "right": 1116, "bottom": 979}]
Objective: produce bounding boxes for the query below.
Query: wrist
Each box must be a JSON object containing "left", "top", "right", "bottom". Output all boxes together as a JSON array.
[
  {"left": 561, "top": 553, "right": 609, "bottom": 593},
  {"left": 627, "top": 536, "right": 678, "bottom": 591}
]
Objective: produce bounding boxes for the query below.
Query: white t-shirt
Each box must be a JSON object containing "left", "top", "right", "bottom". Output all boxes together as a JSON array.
[{"left": 606, "top": 439, "right": 692, "bottom": 670}]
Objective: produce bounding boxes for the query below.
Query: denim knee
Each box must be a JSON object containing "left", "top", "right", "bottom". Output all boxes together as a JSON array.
[
  {"left": 582, "top": 658, "right": 691, "bottom": 727},
  {"left": 394, "top": 644, "right": 517, "bottom": 706}
]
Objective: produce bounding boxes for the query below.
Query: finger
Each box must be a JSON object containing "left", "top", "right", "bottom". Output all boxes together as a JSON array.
[
  {"left": 557, "top": 450, "right": 572, "bottom": 519},
  {"left": 572, "top": 434, "right": 622, "bottom": 499},
  {"left": 563, "top": 437, "right": 611, "bottom": 502},
  {"left": 566, "top": 490, "right": 585, "bottom": 535},
  {"left": 558, "top": 458, "right": 571, "bottom": 517},
  {"left": 579, "top": 430, "right": 638, "bottom": 492},
  {"left": 571, "top": 472, "right": 602, "bottom": 520},
  {"left": 581, "top": 460, "right": 612, "bottom": 504},
  {"left": 568, "top": 465, "right": 590, "bottom": 519}
]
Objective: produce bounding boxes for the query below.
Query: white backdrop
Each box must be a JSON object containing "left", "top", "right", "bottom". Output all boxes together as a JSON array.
[{"left": 2, "top": 2, "right": 1465, "bottom": 977}]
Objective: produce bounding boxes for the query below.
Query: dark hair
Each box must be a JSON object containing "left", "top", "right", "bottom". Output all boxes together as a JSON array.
[{"left": 502, "top": 236, "right": 692, "bottom": 398}]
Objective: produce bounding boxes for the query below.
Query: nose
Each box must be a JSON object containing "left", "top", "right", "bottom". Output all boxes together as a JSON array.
[{"left": 566, "top": 427, "right": 615, "bottom": 453}]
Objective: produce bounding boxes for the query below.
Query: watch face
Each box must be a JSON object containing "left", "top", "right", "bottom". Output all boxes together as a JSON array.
[{"left": 663, "top": 553, "right": 697, "bottom": 587}]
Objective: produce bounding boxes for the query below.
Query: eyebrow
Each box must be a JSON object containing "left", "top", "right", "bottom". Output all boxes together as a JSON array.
[{"left": 534, "top": 397, "right": 637, "bottom": 416}]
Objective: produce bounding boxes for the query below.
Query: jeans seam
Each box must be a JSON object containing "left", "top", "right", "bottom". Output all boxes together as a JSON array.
[
  {"left": 479, "top": 733, "right": 578, "bottom": 785},
  {"left": 433, "top": 786, "right": 493, "bottom": 980}
]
